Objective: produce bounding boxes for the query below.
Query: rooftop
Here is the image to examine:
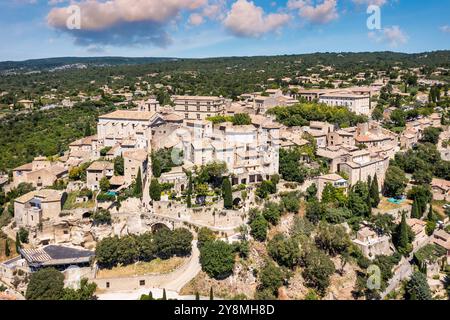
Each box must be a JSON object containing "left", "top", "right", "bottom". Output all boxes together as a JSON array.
[{"left": 99, "top": 110, "right": 157, "bottom": 121}]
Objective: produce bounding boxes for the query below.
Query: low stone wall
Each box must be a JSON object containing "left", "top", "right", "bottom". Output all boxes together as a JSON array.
[
  {"left": 153, "top": 201, "right": 244, "bottom": 232},
  {"left": 91, "top": 255, "right": 192, "bottom": 292}
]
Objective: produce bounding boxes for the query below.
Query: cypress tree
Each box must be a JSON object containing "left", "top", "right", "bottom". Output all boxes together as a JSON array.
[
  {"left": 366, "top": 189, "right": 372, "bottom": 217},
  {"left": 370, "top": 174, "right": 380, "bottom": 208},
  {"left": 84, "top": 122, "right": 92, "bottom": 137},
  {"left": 5, "top": 239, "right": 10, "bottom": 257},
  {"left": 411, "top": 198, "right": 420, "bottom": 219},
  {"left": 133, "top": 168, "right": 143, "bottom": 198},
  {"left": 398, "top": 212, "right": 410, "bottom": 255},
  {"left": 152, "top": 155, "right": 162, "bottom": 178},
  {"left": 162, "top": 288, "right": 167, "bottom": 300},
  {"left": 149, "top": 178, "right": 161, "bottom": 201},
  {"left": 209, "top": 286, "right": 214, "bottom": 300},
  {"left": 427, "top": 203, "right": 434, "bottom": 221},
  {"left": 187, "top": 175, "right": 193, "bottom": 208},
  {"left": 195, "top": 292, "right": 200, "bottom": 300},
  {"left": 222, "top": 176, "right": 233, "bottom": 209},
  {"left": 15, "top": 232, "right": 21, "bottom": 253}
]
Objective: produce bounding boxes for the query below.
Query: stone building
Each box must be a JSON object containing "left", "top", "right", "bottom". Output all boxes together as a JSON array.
[{"left": 14, "top": 189, "right": 64, "bottom": 228}]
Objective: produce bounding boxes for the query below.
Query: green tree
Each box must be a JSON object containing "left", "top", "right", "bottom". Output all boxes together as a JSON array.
[
  {"left": 314, "top": 223, "right": 351, "bottom": 257},
  {"left": 149, "top": 178, "right": 161, "bottom": 201},
  {"left": 199, "top": 240, "right": 235, "bottom": 279},
  {"left": 162, "top": 289, "right": 167, "bottom": 300},
  {"left": 5, "top": 238, "right": 10, "bottom": 257},
  {"left": 134, "top": 168, "right": 143, "bottom": 198},
  {"left": 262, "top": 202, "right": 282, "bottom": 226},
  {"left": 198, "top": 227, "right": 216, "bottom": 248},
  {"left": 258, "top": 260, "right": 285, "bottom": 298},
  {"left": 383, "top": 166, "right": 408, "bottom": 198},
  {"left": 17, "top": 227, "right": 29, "bottom": 244},
  {"left": 15, "top": 232, "right": 21, "bottom": 253},
  {"left": 250, "top": 214, "right": 268, "bottom": 242},
  {"left": 267, "top": 234, "right": 300, "bottom": 269},
  {"left": 209, "top": 287, "right": 214, "bottom": 300},
  {"left": 96, "top": 236, "right": 119, "bottom": 268},
  {"left": 370, "top": 174, "right": 380, "bottom": 208},
  {"left": 395, "top": 212, "right": 413, "bottom": 256},
  {"left": 152, "top": 155, "right": 162, "bottom": 178},
  {"left": 421, "top": 127, "right": 442, "bottom": 144},
  {"left": 305, "top": 199, "right": 324, "bottom": 224},
  {"left": 186, "top": 175, "right": 193, "bottom": 208},
  {"left": 301, "top": 247, "right": 335, "bottom": 296},
  {"left": 61, "top": 278, "right": 97, "bottom": 300},
  {"left": 411, "top": 198, "right": 421, "bottom": 219},
  {"left": 26, "top": 268, "right": 65, "bottom": 300},
  {"left": 405, "top": 272, "right": 432, "bottom": 300},
  {"left": 222, "top": 176, "right": 233, "bottom": 209},
  {"left": 232, "top": 113, "right": 252, "bottom": 125},
  {"left": 99, "top": 177, "right": 111, "bottom": 192},
  {"left": 305, "top": 184, "right": 318, "bottom": 201},
  {"left": 281, "top": 192, "right": 300, "bottom": 213},
  {"left": 113, "top": 156, "right": 124, "bottom": 176},
  {"left": 84, "top": 122, "right": 92, "bottom": 137}
]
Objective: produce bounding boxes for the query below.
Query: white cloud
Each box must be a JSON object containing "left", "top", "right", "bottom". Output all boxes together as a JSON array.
[
  {"left": 287, "top": 0, "right": 339, "bottom": 24},
  {"left": 369, "top": 25, "right": 408, "bottom": 47},
  {"left": 46, "top": 0, "right": 209, "bottom": 47},
  {"left": 440, "top": 25, "right": 450, "bottom": 33},
  {"left": 223, "top": 0, "right": 291, "bottom": 38},
  {"left": 351, "top": 0, "right": 389, "bottom": 7},
  {"left": 189, "top": 13, "right": 205, "bottom": 26}
]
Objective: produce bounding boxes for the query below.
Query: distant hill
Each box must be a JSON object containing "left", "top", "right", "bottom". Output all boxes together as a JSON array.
[
  {"left": 0, "top": 56, "right": 178, "bottom": 72},
  {"left": 2, "top": 51, "right": 450, "bottom": 73}
]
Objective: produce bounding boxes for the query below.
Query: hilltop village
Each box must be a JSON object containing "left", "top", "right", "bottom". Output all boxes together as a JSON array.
[{"left": 0, "top": 58, "right": 450, "bottom": 301}]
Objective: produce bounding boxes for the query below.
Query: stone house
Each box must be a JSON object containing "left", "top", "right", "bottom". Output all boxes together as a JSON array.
[
  {"left": 14, "top": 189, "right": 64, "bottom": 228},
  {"left": 86, "top": 161, "right": 114, "bottom": 190},
  {"left": 352, "top": 226, "right": 392, "bottom": 259},
  {"left": 123, "top": 149, "right": 148, "bottom": 186}
]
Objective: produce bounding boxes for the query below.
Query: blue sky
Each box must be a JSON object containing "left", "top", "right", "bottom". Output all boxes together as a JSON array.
[{"left": 0, "top": 0, "right": 449, "bottom": 61}]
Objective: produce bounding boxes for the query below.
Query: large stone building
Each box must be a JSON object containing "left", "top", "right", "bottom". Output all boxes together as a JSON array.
[
  {"left": 171, "top": 95, "right": 230, "bottom": 120},
  {"left": 97, "top": 110, "right": 165, "bottom": 152},
  {"left": 319, "top": 93, "right": 370, "bottom": 115}
]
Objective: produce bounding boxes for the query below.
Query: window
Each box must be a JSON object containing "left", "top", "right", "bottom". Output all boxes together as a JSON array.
[
  {"left": 197, "top": 114, "right": 201, "bottom": 120},
  {"left": 185, "top": 105, "right": 188, "bottom": 111},
  {"left": 106, "top": 282, "right": 110, "bottom": 288},
  {"left": 185, "top": 113, "right": 189, "bottom": 119},
  {"left": 207, "top": 106, "right": 211, "bottom": 112},
  {"left": 197, "top": 105, "right": 200, "bottom": 112},
  {"left": 139, "top": 280, "right": 145, "bottom": 286}
]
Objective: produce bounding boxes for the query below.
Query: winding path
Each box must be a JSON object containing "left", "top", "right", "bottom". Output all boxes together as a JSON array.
[{"left": 96, "top": 240, "right": 201, "bottom": 300}]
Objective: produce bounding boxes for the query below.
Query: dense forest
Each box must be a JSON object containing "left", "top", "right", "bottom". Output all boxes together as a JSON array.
[{"left": 0, "top": 104, "right": 114, "bottom": 171}]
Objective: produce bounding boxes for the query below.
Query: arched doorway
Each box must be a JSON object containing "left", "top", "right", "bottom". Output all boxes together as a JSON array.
[{"left": 151, "top": 223, "right": 171, "bottom": 233}]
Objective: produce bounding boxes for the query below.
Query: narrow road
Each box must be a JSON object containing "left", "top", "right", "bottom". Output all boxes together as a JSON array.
[
  {"left": 163, "top": 240, "right": 201, "bottom": 292},
  {"left": 96, "top": 240, "right": 201, "bottom": 300}
]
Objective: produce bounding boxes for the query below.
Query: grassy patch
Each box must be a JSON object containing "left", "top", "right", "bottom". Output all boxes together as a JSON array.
[
  {"left": 96, "top": 257, "right": 186, "bottom": 278},
  {"left": 63, "top": 191, "right": 95, "bottom": 210},
  {"left": 0, "top": 237, "right": 19, "bottom": 263}
]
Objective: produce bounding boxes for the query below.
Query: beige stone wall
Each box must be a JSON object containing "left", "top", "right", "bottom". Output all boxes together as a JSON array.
[
  {"left": 87, "top": 171, "right": 104, "bottom": 190},
  {"left": 124, "top": 158, "right": 146, "bottom": 186},
  {"left": 42, "top": 200, "right": 62, "bottom": 221}
]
